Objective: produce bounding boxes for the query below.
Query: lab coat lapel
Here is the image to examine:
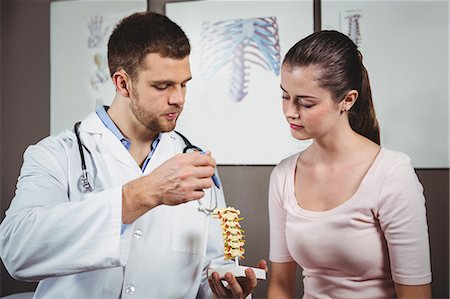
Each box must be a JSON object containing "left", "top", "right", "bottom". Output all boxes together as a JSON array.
[
  {"left": 142, "top": 133, "right": 177, "bottom": 175},
  {"left": 80, "top": 112, "right": 139, "bottom": 170}
]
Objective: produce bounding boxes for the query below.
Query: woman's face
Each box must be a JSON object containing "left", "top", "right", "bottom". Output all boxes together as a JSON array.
[{"left": 280, "top": 65, "right": 343, "bottom": 141}]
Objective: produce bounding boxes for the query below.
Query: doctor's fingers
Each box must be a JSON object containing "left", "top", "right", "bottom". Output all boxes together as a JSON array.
[
  {"left": 185, "top": 151, "right": 217, "bottom": 168},
  {"left": 242, "top": 268, "right": 258, "bottom": 295},
  {"left": 223, "top": 272, "right": 247, "bottom": 299},
  {"left": 176, "top": 165, "right": 215, "bottom": 184},
  {"left": 198, "top": 176, "right": 214, "bottom": 190},
  {"left": 159, "top": 188, "right": 205, "bottom": 206},
  {"left": 209, "top": 272, "right": 232, "bottom": 298},
  {"left": 195, "top": 164, "right": 216, "bottom": 180},
  {"left": 185, "top": 189, "right": 207, "bottom": 202},
  {"left": 171, "top": 178, "right": 212, "bottom": 200},
  {"left": 257, "top": 259, "right": 268, "bottom": 272}
]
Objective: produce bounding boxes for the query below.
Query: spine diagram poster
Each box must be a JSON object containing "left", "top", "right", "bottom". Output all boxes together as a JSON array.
[
  {"left": 166, "top": 1, "right": 313, "bottom": 165},
  {"left": 322, "top": 0, "right": 448, "bottom": 168},
  {"left": 51, "top": 0, "right": 146, "bottom": 135}
]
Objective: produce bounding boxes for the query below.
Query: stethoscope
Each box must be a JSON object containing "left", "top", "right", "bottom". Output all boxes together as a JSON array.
[
  {"left": 74, "top": 122, "right": 94, "bottom": 193},
  {"left": 74, "top": 121, "right": 219, "bottom": 213}
]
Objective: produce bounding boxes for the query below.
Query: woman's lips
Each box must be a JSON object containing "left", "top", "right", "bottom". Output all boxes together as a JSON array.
[{"left": 290, "top": 123, "right": 303, "bottom": 130}]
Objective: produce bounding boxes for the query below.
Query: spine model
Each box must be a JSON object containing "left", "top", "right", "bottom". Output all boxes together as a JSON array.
[{"left": 212, "top": 207, "right": 245, "bottom": 260}]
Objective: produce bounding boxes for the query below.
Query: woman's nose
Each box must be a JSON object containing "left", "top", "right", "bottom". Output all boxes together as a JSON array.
[{"left": 285, "top": 101, "right": 300, "bottom": 119}]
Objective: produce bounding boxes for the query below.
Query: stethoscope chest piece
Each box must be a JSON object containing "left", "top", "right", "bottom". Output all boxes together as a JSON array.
[{"left": 78, "top": 169, "right": 94, "bottom": 193}]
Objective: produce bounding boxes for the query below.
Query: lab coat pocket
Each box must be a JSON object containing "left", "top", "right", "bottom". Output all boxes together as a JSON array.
[{"left": 171, "top": 200, "right": 208, "bottom": 256}]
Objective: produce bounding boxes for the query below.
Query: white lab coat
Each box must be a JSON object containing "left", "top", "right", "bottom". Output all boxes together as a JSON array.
[{"left": 0, "top": 111, "right": 228, "bottom": 299}]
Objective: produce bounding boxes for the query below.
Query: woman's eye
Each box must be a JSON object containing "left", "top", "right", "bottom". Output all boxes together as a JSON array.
[{"left": 298, "top": 100, "right": 314, "bottom": 108}]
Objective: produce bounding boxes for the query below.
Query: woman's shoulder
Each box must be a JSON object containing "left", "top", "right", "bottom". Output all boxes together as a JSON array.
[
  {"left": 270, "top": 152, "right": 301, "bottom": 183},
  {"left": 275, "top": 152, "right": 301, "bottom": 171},
  {"left": 373, "top": 148, "right": 418, "bottom": 186},
  {"left": 379, "top": 147, "right": 412, "bottom": 167}
]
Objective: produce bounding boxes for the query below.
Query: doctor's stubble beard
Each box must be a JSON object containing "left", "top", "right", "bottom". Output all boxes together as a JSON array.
[{"left": 129, "top": 88, "right": 183, "bottom": 134}]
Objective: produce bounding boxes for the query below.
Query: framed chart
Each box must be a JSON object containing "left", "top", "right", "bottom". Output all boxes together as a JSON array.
[
  {"left": 50, "top": 0, "right": 147, "bottom": 134},
  {"left": 167, "top": 1, "right": 314, "bottom": 165},
  {"left": 322, "top": 0, "right": 449, "bottom": 168}
]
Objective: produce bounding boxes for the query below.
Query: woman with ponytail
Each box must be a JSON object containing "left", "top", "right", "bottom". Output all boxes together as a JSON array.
[{"left": 267, "top": 30, "right": 431, "bottom": 298}]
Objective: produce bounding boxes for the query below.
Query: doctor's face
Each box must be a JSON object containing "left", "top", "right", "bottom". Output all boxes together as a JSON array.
[{"left": 129, "top": 53, "right": 191, "bottom": 134}]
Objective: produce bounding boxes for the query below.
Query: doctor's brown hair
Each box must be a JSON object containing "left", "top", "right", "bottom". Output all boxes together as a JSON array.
[
  {"left": 283, "top": 30, "right": 380, "bottom": 145},
  {"left": 107, "top": 12, "right": 191, "bottom": 81}
]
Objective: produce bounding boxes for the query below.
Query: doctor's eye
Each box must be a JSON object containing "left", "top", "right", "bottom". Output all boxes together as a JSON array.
[{"left": 153, "top": 84, "right": 169, "bottom": 91}]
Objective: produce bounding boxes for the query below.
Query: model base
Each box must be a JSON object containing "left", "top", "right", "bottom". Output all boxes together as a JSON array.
[{"left": 207, "top": 265, "right": 266, "bottom": 280}]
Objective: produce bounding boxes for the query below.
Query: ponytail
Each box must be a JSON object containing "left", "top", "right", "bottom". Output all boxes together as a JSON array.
[{"left": 348, "top": 63, "right": 380, "bottom": 145}]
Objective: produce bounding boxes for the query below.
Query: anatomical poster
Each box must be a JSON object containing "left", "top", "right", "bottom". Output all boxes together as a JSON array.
[
  {"left": 167, "top": 0, "right": 313, "bottom": 165},
  {"left": 51, "top": 0, "right": 147, "bottom": 134},
  {"left": 322, "top": 0, "right": 448, "bottom": 168}
]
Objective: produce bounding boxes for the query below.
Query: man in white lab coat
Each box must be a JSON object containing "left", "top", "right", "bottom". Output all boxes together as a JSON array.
[{"left": 0, "top": 12, "right": 265, "bottom": 298}]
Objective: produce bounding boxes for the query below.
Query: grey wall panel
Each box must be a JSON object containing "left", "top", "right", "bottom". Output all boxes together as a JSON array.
[
  {"left": 0, "top": 1, "right": 2, "bottom": 295},
  {"left": 0, "top": 0, "right": 49, "bottom": 296},
  {"left": 218, "top": 166, "right": 272, "bottom": 299},
  {"left": 416, "top": 169, "right": 449, "bottom": 299}
]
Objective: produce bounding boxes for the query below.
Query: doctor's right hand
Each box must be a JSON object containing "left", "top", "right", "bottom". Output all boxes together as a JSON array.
[{"left": 122, "top": 152, "right": 216, "bottom": 224}]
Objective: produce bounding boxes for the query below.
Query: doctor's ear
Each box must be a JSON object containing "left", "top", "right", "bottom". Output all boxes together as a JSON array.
[{"left": 112, "top": 70, "right": 130, "bottom": 97}]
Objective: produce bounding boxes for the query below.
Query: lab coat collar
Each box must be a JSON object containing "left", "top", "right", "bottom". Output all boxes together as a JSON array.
[
  {"left": 79, "top": 110, "right": 112, "bottom": 135},
  {"left": 78, "top": 111, "right": 176, "bottom": 171}
]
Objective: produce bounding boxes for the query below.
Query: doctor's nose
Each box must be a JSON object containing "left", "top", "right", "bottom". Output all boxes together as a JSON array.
[{"left": 168, "top": 85, "right": 185, "bottom": 105}]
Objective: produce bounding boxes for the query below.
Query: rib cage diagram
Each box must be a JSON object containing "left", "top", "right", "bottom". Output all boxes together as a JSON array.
[{"left": 200, "top": 17, "right": 280, "bottom": 102}]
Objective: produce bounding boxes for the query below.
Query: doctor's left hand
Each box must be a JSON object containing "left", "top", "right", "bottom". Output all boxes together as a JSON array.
[{"left": 209, "top": 259, "right": 267, "bottom": 299}]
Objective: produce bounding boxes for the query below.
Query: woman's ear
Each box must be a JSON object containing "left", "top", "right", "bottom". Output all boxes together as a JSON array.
[
  {"left": 340, "top": 90, "right": 358, "bottom": 113},
  {"left": 112, "top": 70, "right": 130, "bottom": 97}
]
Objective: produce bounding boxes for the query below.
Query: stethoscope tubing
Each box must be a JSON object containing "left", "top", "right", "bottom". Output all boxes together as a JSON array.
[
  {"left": 74, "top": 122, "right": 87, "bottom": 173},
  {"left": 74, "top": 121, "right": 93, "bottom": 192}
]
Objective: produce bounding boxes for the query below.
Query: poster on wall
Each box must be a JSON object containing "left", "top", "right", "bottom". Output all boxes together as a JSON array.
[
  {"left": 322, "top": 0, "right": 448, "bottom": 168},
  {"left": 50, "top": 0, "right": 147, "bottom": 135},
  {"left": 166, "top": 0, "right": 313, "bottom": 165}
]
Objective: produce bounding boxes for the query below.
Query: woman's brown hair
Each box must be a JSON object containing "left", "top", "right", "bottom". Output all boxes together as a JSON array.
[{"left": 283, "top": 30, "right": 380, "bottom": 144}]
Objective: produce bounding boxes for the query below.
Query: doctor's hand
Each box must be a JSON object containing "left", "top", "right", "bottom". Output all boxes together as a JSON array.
[
  {"left": 209, "top": 260, "right": 268, "bottom": 299},
  {"left": 122, "top": 152, "right": 216, "bottom": 224}
]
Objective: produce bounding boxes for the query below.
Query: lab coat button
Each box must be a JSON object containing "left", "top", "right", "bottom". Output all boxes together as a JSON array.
[
  {"left": 125, "top": 285, "right": 136, "bottom": 295},
  {"left": 133, "top": 229, "right": 143, "bottom": 238}
]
